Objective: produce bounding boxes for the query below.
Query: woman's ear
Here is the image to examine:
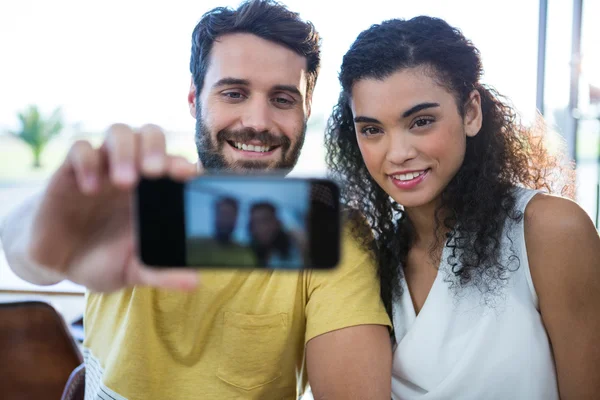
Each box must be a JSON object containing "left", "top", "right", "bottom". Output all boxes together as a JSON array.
[{"left": 464, "top": 89, "right": 483, "bottom": 137}]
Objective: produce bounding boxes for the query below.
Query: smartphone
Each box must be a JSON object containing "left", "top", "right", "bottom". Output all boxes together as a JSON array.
[{"left": 134, "top": 174, "right": 340, "bottom": 269}]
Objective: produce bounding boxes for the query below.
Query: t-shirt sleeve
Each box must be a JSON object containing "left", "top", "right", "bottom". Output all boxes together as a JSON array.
[{"left": 304, "top": 226, "right": 392, "bottom": 344}]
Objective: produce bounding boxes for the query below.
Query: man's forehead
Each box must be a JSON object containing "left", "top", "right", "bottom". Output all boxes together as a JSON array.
[{"left": 205, "top": 33, "right": 308, "bottom": 93}]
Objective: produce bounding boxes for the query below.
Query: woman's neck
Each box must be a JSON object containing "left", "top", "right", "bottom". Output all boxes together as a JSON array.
[{"left": 404, "top": 200, "right": 449, "bottom": 250}]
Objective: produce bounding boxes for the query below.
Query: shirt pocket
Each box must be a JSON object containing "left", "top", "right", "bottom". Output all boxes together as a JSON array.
[{"left": 217, "top": 311, "right": 289, "bottom": 391}]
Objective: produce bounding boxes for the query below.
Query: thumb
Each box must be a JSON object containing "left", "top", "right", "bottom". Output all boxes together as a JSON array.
[
  {"left": 196, "top": 159, "right": 204, "bottom": 175},
  {"left": 128, "top": 257, "right": 201, "bottom": 291}
]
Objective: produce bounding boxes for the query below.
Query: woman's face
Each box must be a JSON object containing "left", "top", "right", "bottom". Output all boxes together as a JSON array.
[
  {"left": 350, "top": 67, "right": 482, "bottom": 211},
  {"left": 250, "top": 207, "right": 279, "bottom": 246}
]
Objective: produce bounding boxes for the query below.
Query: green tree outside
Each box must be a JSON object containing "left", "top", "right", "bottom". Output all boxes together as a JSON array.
[{"left": 11, "top": 105, "right": 64, "bottom": 168}]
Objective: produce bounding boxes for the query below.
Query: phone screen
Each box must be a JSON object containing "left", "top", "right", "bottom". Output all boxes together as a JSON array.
[{"left": 135, "top": 175, "right": 340, "bottom": 269}]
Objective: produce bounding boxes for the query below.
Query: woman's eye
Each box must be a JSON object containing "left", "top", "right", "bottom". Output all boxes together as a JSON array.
[
  {"left": 413, "top": 117, "right": 434, "bottom": 128},
  {"left": 360, "top": 126, "right": 382, "bottom": 136}
]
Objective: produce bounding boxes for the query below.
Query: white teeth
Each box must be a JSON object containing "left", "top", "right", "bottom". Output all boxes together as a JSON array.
[
  {"left": 392, "top": 170, "right": 426, "bottom": 181},
  {"left": 233, "top": 142, "right": 272, "bottom": 153}
]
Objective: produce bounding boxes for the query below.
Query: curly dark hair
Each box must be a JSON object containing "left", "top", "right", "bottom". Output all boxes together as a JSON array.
[
  {"left": 248, "top": 202, "right": 292, "bottom": 263},
  {"left": 325, "top": 16, "right": 575, "bottom": 319}
]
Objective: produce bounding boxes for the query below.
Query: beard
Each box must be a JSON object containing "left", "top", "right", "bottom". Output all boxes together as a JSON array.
[{"left": 195, "top": 107, "right": 306, "bottom": 175}]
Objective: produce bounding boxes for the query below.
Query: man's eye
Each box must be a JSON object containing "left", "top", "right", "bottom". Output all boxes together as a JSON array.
[
  {"left": 224, "top": 92, "right": 243, "bottom": 99},
  {"left": 272, "top": 96, "right": 296, "bottom": 107}
]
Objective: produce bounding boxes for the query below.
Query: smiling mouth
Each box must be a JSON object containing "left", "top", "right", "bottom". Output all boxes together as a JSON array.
[
  {"left": 390, "top": 169, "right": 430, "bottom": 181},
  {"left": 227, "top": 141, "right": 280, "bottom": 153}
]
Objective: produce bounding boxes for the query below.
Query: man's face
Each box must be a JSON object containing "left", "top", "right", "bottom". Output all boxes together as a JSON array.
[
  {"left": 190, "top": 33, "right": 311, "bottom": 173},
  {"left": 215, "top": 202, "right": 238, "bottom": 236}
]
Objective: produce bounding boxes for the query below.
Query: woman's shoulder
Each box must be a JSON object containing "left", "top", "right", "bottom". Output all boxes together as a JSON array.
[
  {"left": 523, "top": 191, "right": 598, "bottom": 285},
  {"left": 523, "top": 192, "right": 591, "bottom": 235}
]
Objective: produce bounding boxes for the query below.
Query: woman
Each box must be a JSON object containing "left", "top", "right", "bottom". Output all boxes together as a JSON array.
[
  {"left": 247, "top": 201, "right": 305, "bottom": 268},
  {"left": 325, "top": 16, "right": 600, "bottom": 399}
]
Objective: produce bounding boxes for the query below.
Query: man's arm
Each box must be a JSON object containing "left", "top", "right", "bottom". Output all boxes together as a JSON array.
[
  {"left": 303, "top": 222, "right": 392, "bottom": 400},
  {"left": 1, "top": 192, "right": 66, "bottom": 285},
  {"left": 306, "top": 325, "right": 392, "bottom": 400},
  {"left": 1, "top": 124, "right": 200, "bottom": 293}
]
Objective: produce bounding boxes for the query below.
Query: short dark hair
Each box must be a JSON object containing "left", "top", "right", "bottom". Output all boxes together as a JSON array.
[{"left": 190, "top": 0, "right": 321, "bottom": 100}]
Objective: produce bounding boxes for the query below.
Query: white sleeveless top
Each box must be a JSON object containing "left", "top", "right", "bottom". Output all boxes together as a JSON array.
[{"left": 391, "top": 187, "right": 559, "bottom": 399}]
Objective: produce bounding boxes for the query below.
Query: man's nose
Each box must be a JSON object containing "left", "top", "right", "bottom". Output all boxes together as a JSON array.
[{"left": 241, "top": 97, "right": 274, "bottom": 133}]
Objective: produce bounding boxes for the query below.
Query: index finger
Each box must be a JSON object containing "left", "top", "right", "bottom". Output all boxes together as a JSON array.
[{"left": 103, "top": 123, "right": 138, "bottom": 189}]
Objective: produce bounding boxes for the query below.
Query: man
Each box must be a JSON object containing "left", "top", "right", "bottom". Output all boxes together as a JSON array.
[
  {"left": 187, "top": 197, "right": 257, "bottom": 266},
  {"left": 213, "top": 197, "right": 239, "bottom": 242},
  {"left": 0, "top": 1, "right": 392, "bottom": 399}
]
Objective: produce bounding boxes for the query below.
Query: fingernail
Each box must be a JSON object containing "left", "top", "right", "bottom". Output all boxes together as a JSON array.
[
  {"left": 117, "top": 164, "right": 135, "bottom": 183},
  {"left": 144, "top": 154, "right": 164, "bottom": 173}
]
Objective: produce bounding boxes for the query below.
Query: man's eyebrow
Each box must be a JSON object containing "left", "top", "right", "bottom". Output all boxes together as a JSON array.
[
  {"left": 212, "top": 77, "right": 250, "bottom": 89},
  {"left": 272, "top": 84, "right": 303, "bottom": 98},
  {"left": 211, "top": 80, "right": 303, "bottom": 98}
]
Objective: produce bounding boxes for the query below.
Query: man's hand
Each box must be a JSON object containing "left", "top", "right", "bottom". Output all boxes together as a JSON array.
[{"left": 4, "top": 123, "right": 201, "bottom": 292}]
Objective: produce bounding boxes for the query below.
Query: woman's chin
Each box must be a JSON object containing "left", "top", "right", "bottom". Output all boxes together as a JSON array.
[{"left": 389, "top": 191, "right": 438, "bottom": 210}]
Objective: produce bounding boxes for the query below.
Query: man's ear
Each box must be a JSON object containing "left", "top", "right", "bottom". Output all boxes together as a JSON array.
[
  {"left": 188, "top": 77, "right": 197, "bottom": 119},
  {"left": 305, "top": 94, "right": 313, "bottom": 120},
  {"left": 464, "top": 89, "right": 482, "bottom": 137}
]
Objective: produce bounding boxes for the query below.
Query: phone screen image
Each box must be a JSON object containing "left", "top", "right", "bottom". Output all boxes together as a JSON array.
[
  {"left": 135, "top": 175, "right": 340, "bottom": 270},
  {"left": 184, "top": 177, "right": 310, "bottom": 269}
]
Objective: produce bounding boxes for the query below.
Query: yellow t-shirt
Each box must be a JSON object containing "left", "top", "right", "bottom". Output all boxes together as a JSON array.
[{"left": 82, "top": 227, "right": 391, "bottom": 400}]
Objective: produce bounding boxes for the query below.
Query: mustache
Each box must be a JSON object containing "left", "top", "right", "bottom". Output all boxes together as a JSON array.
[{"left": 216, "top": 128, "right": 291, "bottom": 148}]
